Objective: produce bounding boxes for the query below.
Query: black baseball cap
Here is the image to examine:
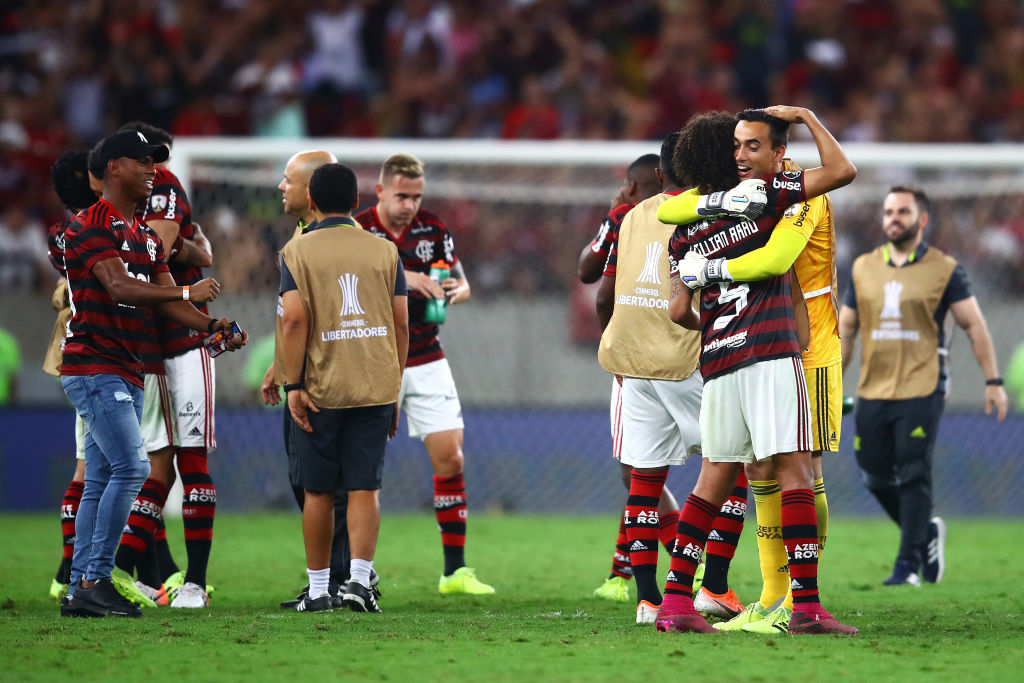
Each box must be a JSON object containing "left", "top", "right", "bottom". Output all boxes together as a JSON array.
[{"left": 93, "top": 130, "right": 169, "bottom": 172}]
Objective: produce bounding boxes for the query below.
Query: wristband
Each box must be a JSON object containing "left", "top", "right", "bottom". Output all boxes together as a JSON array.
[
  {"left": 207, "top": 319, "right": 217, "bottom": 333},
  {"left": 985, "top": 377, "right": 1004, "bottom": 386},
  {"left": 182, "top": 285, "right": 190, "bottom": 301},
  {"left": 283, "top": 382, "right": 304, "bottom": 393}
]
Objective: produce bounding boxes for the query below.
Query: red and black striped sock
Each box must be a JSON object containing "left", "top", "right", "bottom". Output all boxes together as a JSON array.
[
  {"left": 153, "top": 517, "right": 180, "bottom": 582},
  {"left": 659, "top": 510, "right": 680, "bottom": 555},
  {"left": 625, "top": 470, "right": 668, "bottom": 604},
  {"left": 434, "top": 473, "right": 467, "bottom": 576},
  {"left": 701, "top": 471, "right": 748, "bottom": 594},
  {"left": 55, "top": 480, "right": 83, "bottom": 583},
  {"left": 661, "top": 493, "right": 718, "bottom": 614},
  {"left": 115, "top": 477, "right": 169, "bottom": 575},
  {"left": 179, "top": 448, "right": 215, "bottom": 587},
  {"left": 609, "top": 511, "right": 632, "bottom": 579},
  {"left": 781, "top": 488, "right": 821, "bottom": 610}
]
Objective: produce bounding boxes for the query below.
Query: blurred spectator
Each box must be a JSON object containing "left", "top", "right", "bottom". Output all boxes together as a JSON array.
[{"left": 0, "top": 204, "right": 49, "bottom": 292}]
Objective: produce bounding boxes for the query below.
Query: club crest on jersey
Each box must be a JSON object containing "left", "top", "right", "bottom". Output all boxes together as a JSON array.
[
  {"left": 415, "top": 239, "right": 433, "bottom": 262},
  {"left": 146, "top": 237, "right": 157, "bottom": 261},
  {"left": 150, "top": 194, "right": 168, "bottom": 212},
  {"left": 338, "top": 273, "right": 366, "bottom": 316},
  {"left": 783, "top": 203, "right": 802, "bottom": 218}
]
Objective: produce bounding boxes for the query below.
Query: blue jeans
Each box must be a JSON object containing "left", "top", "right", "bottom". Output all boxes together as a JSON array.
[{"left": 61, "top": 374, "right": 150, "bottom": 588}]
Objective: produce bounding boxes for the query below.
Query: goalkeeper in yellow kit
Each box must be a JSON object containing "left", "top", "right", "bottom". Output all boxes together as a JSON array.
[{"left": 658, "top": 108, "right": 842, "bottom": 634}]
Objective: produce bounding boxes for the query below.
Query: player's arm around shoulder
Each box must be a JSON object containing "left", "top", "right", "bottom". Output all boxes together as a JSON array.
[{"left": 669, "top": 276, "right": 700, "bottom": 329}]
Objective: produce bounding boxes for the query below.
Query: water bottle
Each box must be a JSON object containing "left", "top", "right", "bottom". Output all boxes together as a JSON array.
[{"left": 424, "top": 260, "right": 450, "bottom": 324}]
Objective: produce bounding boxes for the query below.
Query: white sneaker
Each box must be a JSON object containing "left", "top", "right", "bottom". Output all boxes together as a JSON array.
[
  {"left": 135, "top": 581, "right": 162, "bottom": 603},
  {"left": 170, "top": 582, "right": 209, "bottom": 608},
  {"left": 636, "top": 600, "right": 659, "bottom": 624}
]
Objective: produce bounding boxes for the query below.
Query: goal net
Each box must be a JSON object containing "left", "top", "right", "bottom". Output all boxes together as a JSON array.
[{"left": 159, "top": 138, "right": 1024, "bottom": 516}]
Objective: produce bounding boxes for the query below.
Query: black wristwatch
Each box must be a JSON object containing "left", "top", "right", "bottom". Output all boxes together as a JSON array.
[
  {"left": 283, "top": 382, "right": 305, "bottom": 393},
  {"left": 985, "top": 377, "right": 1004, "bottom": 386}
]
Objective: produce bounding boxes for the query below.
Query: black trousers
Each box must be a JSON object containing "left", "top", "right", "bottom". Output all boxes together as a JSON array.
[
  {"left": 853, "top": 391, "right": 944, "bottom": 570},
  {"left": 284, "top": 408, "right": 351, "bottom": 584}
]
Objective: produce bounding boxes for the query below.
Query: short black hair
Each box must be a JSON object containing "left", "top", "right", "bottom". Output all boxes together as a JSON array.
[
  {"left": 674, "top": 111, "right": 740, "bottom": 194},
  {"left": 309, "top": 163, "right": 359, "bottom": 214},
  {"left": 659, "top": 132, "right": 684, "bottom": 187},
  {"left": 889, "top": 184, "right": 930, "bottom": 214},
  {"left": 737, "top": 108, "right": 789, "bottom": 149},
  {"left": 118, "top": 121, "right": 173, "bottom": 149},
  {"left": 628, "top": 153, "right": 660, "bottom": 175},
  {"left": 50, "top": 150, "right": 97, "bottom": 211}
]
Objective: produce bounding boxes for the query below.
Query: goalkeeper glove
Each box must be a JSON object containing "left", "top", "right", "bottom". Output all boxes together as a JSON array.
[
  {"left": 675, "top": 251, "right": 733, "bottom": 289},
  {"left": 695, "top": 179, "right": 767, "bottom": 220}
]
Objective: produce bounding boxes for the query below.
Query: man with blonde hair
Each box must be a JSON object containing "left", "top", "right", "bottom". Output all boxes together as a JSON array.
[{"left": 357, "top": 154, "right": 494, "bottom": 595}]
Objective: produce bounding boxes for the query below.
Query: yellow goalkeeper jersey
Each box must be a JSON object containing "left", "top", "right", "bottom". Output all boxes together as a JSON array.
[{"left": 778, "top": 159, "right": 840, "bottom": 368}]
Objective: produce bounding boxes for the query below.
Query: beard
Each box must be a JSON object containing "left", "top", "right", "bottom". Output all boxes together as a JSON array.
[{"left": 887, "top": 220, "right": 922, "bottom": 249}]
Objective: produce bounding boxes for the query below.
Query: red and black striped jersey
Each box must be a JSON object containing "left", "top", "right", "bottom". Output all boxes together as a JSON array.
[
  {"left": 144, "top": 167, "right": 205, "bottom": 357},
  {"left": 592, "top": 202, "right": 634, "bottom": 277},
  {"left": 668, "top": 171, "right": 807, "bottom": 381},
  {"left": 47, "top": 218, "right": 72, "bottom": 276},
  {"left": 60, "top": 199, "right": 170, "bottom": 387},
  {"left": 356, "top": 206, "right": 458, "bottom": 367}
]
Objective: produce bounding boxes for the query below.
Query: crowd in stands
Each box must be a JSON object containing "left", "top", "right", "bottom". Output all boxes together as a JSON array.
[{"left": 2, "top": 0, "right": 1023, "bottom": 294}]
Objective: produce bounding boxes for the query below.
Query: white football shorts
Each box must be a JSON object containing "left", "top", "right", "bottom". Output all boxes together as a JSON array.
[
  {"left": 139, "top": 372, "right": 174, "bottom": 453},
  {"left": 399, "top": 358, "right": 464, "bottom": 440},
  {"left": 619, "top": 372, "right": 703, "bottom": 468},
  {"left": 609, "top": 376, "right": 623, "bottom": 460},
  {"left": 700, "top": 356, "right": 812, "bottom": 463}
]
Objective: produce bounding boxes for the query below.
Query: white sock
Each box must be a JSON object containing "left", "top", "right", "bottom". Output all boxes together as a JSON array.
[
  {"left": 307, "top": 568, "right": 330, "bottom": 599},
  {"left": 350, "top": 558, "right": 373, "bottom": 589}
]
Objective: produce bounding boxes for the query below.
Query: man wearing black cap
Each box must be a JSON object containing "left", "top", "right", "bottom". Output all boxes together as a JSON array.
[{"left": 59, "top": 130, "right": 247, "bottom": 618}]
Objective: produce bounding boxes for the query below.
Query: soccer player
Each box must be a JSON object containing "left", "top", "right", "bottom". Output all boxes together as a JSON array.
[
  {"left": 59, "top": 130, "right": 245, "bottom": 618},
  {"left": 280, "top": 163, "right": 408, "bottom": 613},
  {"left": 840, "top": 185, "right": 1007, "bottom": 586},
  {"left": 658, "top": 109, "right": 844, "bottom": 634},
  {"left": 595, "top": 135, "right": 748, "bottom": 623},
  {"left": 262, "top": 149, "right": 374, "bottom": 608},
  {"left": 105, "top": 122, "right": 218, "bottom": 610},
  {"left": 579, "top": 154, "right": 684, "bottom": 603},
  {"left": 44, "top": 150, "right": 100, "bottom": 601},
  {"left": 356, "top": 154, "right": 494, "bottom": 595},
  {"left": 653, "top": 107, "right": 858, "bottom": 635}
]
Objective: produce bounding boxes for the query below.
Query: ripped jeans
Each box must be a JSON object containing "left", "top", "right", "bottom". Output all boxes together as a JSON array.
[{"left": 61, "top": 374, "right": 150, "bottom": 588}]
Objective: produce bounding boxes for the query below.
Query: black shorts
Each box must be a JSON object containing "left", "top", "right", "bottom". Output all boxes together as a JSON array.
[
  {"left": 854, "top": 391, "right": 944, "bottom": 489},
  {"left": 291, "top": 403, "right": 395, "bottom": 493}
]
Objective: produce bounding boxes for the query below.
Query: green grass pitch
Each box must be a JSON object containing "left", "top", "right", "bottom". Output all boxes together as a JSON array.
[{"left": 1, "top": 512, "right": 1022, "bottom": 681}]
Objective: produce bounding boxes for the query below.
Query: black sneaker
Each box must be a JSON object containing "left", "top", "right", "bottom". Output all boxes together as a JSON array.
[
  {"left": 882, "top": 560, "right": 921, "bottom": 587},
  {"left": 330, "top": 581, "right": 345, "bottom": 608},
  {"left": 295, "top": 593, "right": 333, "bottom": 612},
  {"left": 59, "top": 592, "right": 104, "bottom": 618},
  {"left": 922, "top": 516, "right": 946, "bottom": 583},
  {"left": 74, "top": 579, "right": 142, "bottom": 617},
  {"left": 342, "top": 580, "right": 382, "bottom": 613},
  {"left": 280, "top": 585, "right": 309, "bottom": 610}
]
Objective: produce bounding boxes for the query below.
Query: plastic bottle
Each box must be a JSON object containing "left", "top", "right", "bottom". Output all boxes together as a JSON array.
[{"left": 424, "top": 260, "right": 450, "bottom": 324}]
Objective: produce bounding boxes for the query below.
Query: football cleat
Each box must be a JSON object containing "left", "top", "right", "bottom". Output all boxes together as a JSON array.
[
  {"left": 295, "top": 593, "right": 333, "bottom": 613},
  {"left": 742, "top": 605, "right": 792, "bottom": 635},
  {"left": 922, "top": 516, "right": 946, "bottom": 583},
  {"left": 50, "top": 579, "right": 69, "bottom": 603},
  {"left": 134, "top": 581, "right": 162, "bottom": 604},
  {"left": 655, "top": 609, "right": 716, "bottom": 634},
  {"left": 692, "top": 561, "right": 705, "bottom": 595},
  {"left": 438, "top": 567, "right": 495, "bottom": 595},
  {"left": 593, "top": 576, "right": 631, "bottom": 602},
  {"left": 636, "top": 600, "right": 660, "bottom": 624},
  {"left": 713, "top": 601, "right": 769, "bottom": 632},
  {"left": 882, "top": 560, "right": 921, "bottom": 587},
  {"left": 170, "top": 582, "right": 209, "bottom": 608},
  {"left": 343, "top": 581, "right": 382, "bottom": 613},
  {"left": 788, "top": 610, "right": 859, "bottom": 635},
  {"left": 111, "top": 570, "right": 156, "bottom": 608},
  {"left": 694, "top": 587, "right": 743, "bottom": 619}
]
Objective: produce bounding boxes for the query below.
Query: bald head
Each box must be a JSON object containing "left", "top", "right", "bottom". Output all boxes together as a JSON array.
[{"left": 279, "top": 150, "right": 338, "bottom": 220}]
